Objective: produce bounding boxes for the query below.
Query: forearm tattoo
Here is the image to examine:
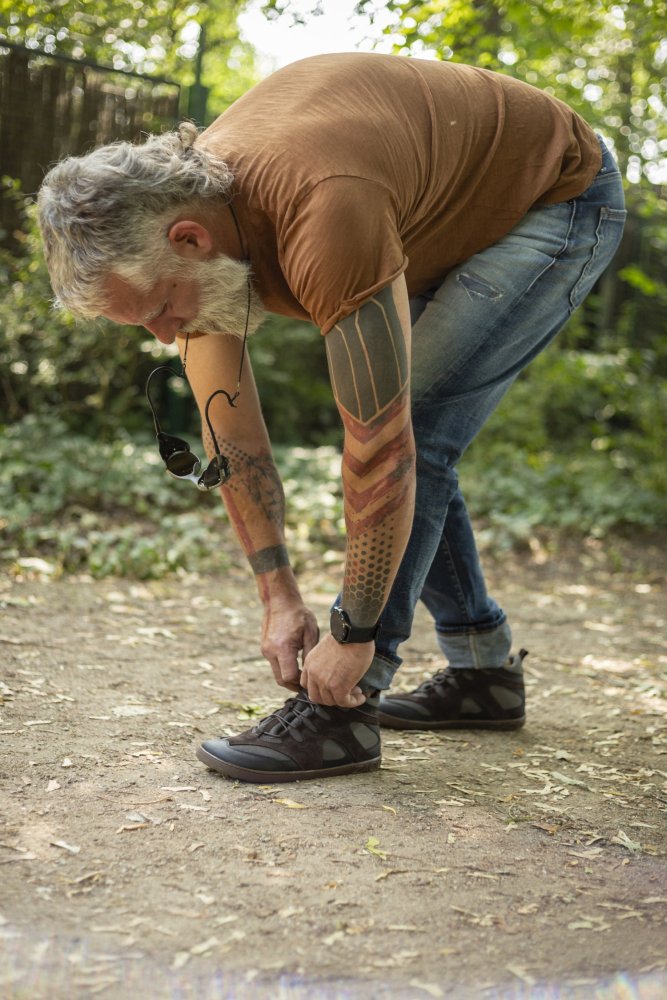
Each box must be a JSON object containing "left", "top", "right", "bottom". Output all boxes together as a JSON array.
[
  {"left": 326, "top": 286, "right": 414, "bottom": 627},
  {"left": 202, "top": 429, "right": 285, "bottom": 526},
  {"left": 248, "top": 544, "right": 290, "bottom": 574},
  {"left": 202, "top": 427, "right": 287, "bottom": 572}
]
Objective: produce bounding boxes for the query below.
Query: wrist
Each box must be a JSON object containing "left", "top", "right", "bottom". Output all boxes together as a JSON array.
[
  {"left": 255, "top": 563, "right": 302, "bottom": 606},
  {"left": 330, "top": 605, "right": 381, "bottom": 644}
]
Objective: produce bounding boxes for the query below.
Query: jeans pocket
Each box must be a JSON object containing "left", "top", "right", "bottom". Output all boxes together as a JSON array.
[{"left": 569, "top": 205, "right": 627, "bottom": 311}]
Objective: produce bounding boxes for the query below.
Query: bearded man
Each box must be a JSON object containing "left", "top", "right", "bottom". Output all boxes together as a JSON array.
[{"left": 38, "top": 53, "right": 626, "bottom": 783}]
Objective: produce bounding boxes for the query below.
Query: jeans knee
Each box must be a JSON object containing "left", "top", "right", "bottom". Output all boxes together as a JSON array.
[{"left": 415, "top": 447, "right": 459, "bottom": 490}]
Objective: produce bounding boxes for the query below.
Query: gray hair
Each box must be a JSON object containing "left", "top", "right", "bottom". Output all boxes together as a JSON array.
[{"left": 37, "top": 122, "right": 234, "bottom": 317}]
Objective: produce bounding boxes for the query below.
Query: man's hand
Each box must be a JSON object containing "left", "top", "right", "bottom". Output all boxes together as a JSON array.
[
  {"left": 261, "top": 597, "right": 320, "bottom": 692},
  {"left": 300, "top": 633, "right": 373, "bottom": 707}
]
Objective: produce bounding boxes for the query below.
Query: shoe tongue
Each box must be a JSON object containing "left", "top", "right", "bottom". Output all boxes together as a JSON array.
[{"left": 257, "top": 693, "right": 312, "bottom": 736}]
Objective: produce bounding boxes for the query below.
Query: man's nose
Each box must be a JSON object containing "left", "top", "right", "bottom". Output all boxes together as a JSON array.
[{"left": 144, "top": 317, "right": 177, "bottom": 345}]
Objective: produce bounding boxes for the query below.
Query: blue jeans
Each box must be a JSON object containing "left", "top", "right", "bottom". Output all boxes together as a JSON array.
[{"left": 361, "top": 136, "right": 626, "bottom": 691}]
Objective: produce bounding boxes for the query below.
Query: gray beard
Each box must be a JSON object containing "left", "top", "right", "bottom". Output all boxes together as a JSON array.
[{"left": 179, "top": 255, "right": 266, "bottom": 338}]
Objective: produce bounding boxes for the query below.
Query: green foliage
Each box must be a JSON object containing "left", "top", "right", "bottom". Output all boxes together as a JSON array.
[
  {"left": 354, "top": 1, "right": 666, "bottom": 168},
  {"left": 0, "top": 188, "right": 165, "bottom": 437},
  {"left": 461, "top": 342, "right": 667, "bottom": 544},
  {"left": 251, "top": 316, "right": 340, "bottom": 445},
  {"left": 0, "top": 414, "right": 344, "bottom": 578},
  {"left": 0, "top": 0, "right": 260, "bottom": 119},
  {"left": 0, "top": 187, "right": 337, "bottom": 445},
  {"left": 2, "top": 0, "right": 666, "bottom": 574}
]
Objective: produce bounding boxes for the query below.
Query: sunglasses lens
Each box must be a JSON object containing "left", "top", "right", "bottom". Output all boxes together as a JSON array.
[
  {"left": 199, "top": 456, "right": 230, "bottom": 491},
  {"left": 167, "top": 451, "right": 201, "bottom": 478}
]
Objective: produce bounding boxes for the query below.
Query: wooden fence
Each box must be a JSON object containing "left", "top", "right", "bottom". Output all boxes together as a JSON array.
[{"left": 0, "top": 41, "right": 181, "bottom": 244}]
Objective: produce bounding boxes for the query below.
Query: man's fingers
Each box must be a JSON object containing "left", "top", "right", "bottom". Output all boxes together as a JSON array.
[
  {"left": 302, "top": 676, "right": 366, "bottom": 709},
  {"left": 276, "top": 651, "right": 301, "bottom": 688}
]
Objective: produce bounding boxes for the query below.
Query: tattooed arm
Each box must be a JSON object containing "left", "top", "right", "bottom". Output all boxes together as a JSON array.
[
  {"left": 177, "top": 331, "right": 319, "bottom": 691},
  {"left": 301, "top": 275, "right": 416, "bottom": 707}
]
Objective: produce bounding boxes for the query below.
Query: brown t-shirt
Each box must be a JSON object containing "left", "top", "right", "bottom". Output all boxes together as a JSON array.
[{"left": 197, "top": 53, "right": 601, "bottom": 334}]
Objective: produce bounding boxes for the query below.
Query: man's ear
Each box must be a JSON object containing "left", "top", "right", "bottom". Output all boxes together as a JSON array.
[{"left": 167, "top": 220, "right": 213, "bottom": 259}]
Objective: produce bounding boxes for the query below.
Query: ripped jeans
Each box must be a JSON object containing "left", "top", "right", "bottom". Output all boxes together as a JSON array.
[{"left": 361, "top": 135, "right": 626, "bottom": 691}]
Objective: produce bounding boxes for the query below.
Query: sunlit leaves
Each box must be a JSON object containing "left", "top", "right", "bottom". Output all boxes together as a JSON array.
[
  {"left": 1, "top": 0, "right": 260, "bottom": 116},
  {"left": 352, "top": 0, "right": 666, "bottom": 183}
]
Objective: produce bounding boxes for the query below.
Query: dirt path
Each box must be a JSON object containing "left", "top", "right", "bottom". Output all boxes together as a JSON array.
[{"left": 1, "top": 545, "right": 666, "bottom": 998}]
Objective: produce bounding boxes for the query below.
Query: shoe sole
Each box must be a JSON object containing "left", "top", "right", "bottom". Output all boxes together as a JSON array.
[
  {"left": 376, "top": 712, "right": 526, "bottom": 731},
  {"left": 196, "top": 745, "right": 382, "bottom": 783}
]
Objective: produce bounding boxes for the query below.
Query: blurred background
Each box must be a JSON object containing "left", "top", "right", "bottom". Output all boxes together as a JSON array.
[{"left": 0, "top": 0, "right": 665, "bottom": 579}]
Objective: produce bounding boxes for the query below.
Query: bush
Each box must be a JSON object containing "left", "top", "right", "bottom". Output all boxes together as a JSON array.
[
  {"left": 461, "top": 344, "right": 667, "bottom": 543},
  {"left": 1, "top": 182, "right": 666, "bottom": 577},
  {"left": 0, "top": 184, "right": 338, "bottom": 446},
  {"left": 0, "top": 414, "right": 345, "bottom": 578}
]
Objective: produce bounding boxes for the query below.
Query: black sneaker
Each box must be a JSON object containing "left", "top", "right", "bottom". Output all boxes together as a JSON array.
[
  {"left": 377, "top": 650, "right": 527, "bottom": 731},
  {"left": 196, "top": 691, "right": 381, "bottom": 783}
]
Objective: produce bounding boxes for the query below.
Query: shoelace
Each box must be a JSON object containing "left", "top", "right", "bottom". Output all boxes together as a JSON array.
[
  {"left": 416, "top": 667, "right": 465, "bottom": 695},
  {"left": 253, "top": 695, "right": 329, "bottom": 738},
  {"left": 417, "top": 663, "right": 522, "bottom": 696}
]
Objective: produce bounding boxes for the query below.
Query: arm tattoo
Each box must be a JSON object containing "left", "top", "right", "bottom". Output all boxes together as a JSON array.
[
  {"left": 202, "top": 428, "right": 285, "bottom": 529},
  {"left": 202, "top": 427, "right": 288, "bottom": 572},
  {"left": 326, "top": 285, "right": 409, "bottom": 423},
  {"left": 248, "top": 544, "right": 290, "bottom": 575},
  {"left": 326, "top": 286, "right": 414, "bottom": 627}
]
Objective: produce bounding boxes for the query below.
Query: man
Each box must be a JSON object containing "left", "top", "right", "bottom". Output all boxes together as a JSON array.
[{"left": 38, "top": 53, "right": 626, "bottom": 783}]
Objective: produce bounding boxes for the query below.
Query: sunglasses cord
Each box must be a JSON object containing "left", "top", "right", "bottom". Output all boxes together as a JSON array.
[
  {"left": 179, "top": 199, "right": 252, "bottom": 468},
  {"left": 180, "top": 199, "right": 250, "bottom": 406}
]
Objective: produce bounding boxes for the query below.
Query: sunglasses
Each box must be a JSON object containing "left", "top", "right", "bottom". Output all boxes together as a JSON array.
[
  {"left": 145, "top": 263, "right": 250, "bottom": 492},
  {"left": 145, "top": 366, "right": 233, "bottom": 490}
]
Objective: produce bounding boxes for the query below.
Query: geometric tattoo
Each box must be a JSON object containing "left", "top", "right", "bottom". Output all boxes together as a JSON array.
[
  {"left": 325, "top": 285, "right": 414, "bottom": 628},
  {"left": 326, "top": 285, "right": 409, "bottom": 424},
  {"left": 202, "top": 425, "right": 287, "bottom": 574},
  {"left": 248, "top": 544, "right": 290, "bottom": 574}
]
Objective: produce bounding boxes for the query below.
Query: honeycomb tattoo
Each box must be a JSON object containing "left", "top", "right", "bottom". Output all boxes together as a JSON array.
[{"left": 344, "top": 525, "right": 394, "bottom": 626}]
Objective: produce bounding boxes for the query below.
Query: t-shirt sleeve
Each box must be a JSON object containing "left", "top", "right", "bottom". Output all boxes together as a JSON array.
[{"left": 278, "top": 176, "right": 408, "bottom": 334}]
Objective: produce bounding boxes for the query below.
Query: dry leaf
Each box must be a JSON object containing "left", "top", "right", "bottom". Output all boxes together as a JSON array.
[
  {"left": 365, "top": 836, "right": 388, "bottom": 859},
  {"left": 190, "top": 937, "right": 218, "bottom": 956},
  {"left": 409, "top": 982, "right": 443, "bottom": 998},
  {"left": 551, "top": 771, "right": 589, "bottom": 788},
  {"left": 375, "top": 869, "right": 408, "bottom": 881},
  {"left": 381, "top": 805, "right": 397, "bottom": 815},
  {"left": 322, "top": 930, "right": 345, "bottom": 946},
  {"left": 272, "top": 798, "right": 306, "bottom": 809},
  {"left": 612, "top": 830, "right": 642, "bottom": 852},
  {"left": 506, "top": 964, "right": 536, "bottom": 986},
  {"left": 50, "top": 840, "right": 80, "bottom": 855},
  {"left": 111, "top": 705, "right": 154, "bottom": 717}
]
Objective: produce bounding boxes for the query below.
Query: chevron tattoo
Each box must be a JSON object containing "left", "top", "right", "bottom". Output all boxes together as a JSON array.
[{"left": 326, "top": 286, "right": 414, "bottom": 628}]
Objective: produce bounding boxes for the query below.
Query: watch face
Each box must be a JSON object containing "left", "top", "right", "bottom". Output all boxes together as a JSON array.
[{"left": 330, "top": 607, "right": 349, "bottom": 642}]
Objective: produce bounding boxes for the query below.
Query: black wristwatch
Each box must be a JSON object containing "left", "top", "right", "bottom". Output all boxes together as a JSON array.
[{"left": 330, "top": 606, "right": 381, "bottom": 644}]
